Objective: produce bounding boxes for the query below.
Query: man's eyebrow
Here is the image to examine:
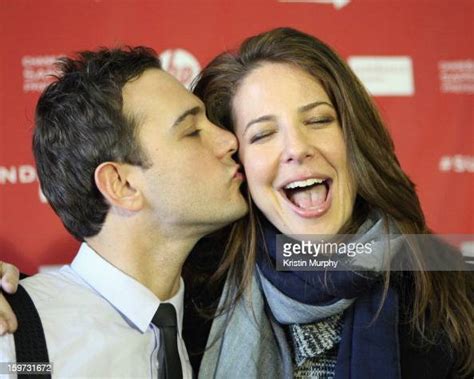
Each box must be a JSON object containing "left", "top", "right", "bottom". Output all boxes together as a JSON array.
[
  {"left": 298, "top": 101, "right": 334, "bottom": 113},
  {"left": 244, "top": 115, "right": 276, "bottom": 133},
  {"left": 172, "top": 106, "right": 202, "bottom": 128}
]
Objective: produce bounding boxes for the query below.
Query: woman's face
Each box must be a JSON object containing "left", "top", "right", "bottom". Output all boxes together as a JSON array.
[{"left": 232, "top": 62, "right": 356, "bottom": 235}]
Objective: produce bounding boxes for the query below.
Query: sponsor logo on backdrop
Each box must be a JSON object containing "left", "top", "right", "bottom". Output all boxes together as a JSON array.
[
  {"left": 160, "top": 49, "right": 201, "bottom": 89},
  {"left": 0, "top": 164, "right": 46, "bottom": 203},
  {"left": 0, "top": 164, "right": 36, "bottom": 184},
  {"left": 439, "top": 155, "right": 474, "bottom": 173},
  {"left": 22, "top": 50, "right": 201, "bottom": 92},
  {"left": 438, "top": 60, "right": 474, "bottom": 94},
  {"left": 347, "top": 56, "right": 414, "bottom": 96},
  {"left": 278, "top": 0, "right": 350, "bottom": 10},
  {"left": 39, "top": 187, "right": 47, "bottom": 203},
  {"left": 22, "top": 54, "right": 62, "bottom": 93}
]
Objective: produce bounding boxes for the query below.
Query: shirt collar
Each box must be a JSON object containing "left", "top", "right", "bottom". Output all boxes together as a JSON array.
[{"left": 71, "top": 243, "right": 185, "bottom": 334}]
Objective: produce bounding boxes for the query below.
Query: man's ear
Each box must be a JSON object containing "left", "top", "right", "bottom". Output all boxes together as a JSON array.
[{"left": 94, "top": 162, "right": 143, "bottom": 211}]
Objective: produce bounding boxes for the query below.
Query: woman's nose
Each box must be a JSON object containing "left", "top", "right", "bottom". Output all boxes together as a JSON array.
[{"left": 281, "top": 124, "right": 315, "bottom": 164}]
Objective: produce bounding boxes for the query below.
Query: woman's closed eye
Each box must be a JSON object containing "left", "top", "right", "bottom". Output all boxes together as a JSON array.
[
  {"left": 249, "top": 130, "right": 276, "bottom": 144},
  {"left": 304, "top": 116, "right": 335, "bottom": 127}
]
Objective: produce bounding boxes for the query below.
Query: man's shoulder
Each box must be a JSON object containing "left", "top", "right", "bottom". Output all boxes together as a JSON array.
[
  {"left": 395, "top": 276, "right": 456, "bottom": 379},
  {"left": 20, "top": 266, "right": 104, "bottom": 313},
  {"left": 21, "top": 266, "right": 73, "bottom": 288}
]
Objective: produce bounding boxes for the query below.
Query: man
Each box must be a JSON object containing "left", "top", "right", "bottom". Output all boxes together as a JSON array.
[{"left": 0, "top": 46, "right": 247, "bottom": 378}]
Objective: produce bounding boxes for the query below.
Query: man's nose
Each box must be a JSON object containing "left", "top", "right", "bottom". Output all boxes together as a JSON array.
[{"left": 209, "top": 123, "right": 238, "bottom": 159}]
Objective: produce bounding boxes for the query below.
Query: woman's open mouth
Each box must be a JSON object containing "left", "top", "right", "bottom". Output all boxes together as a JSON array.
[{"left": 280, "top": 177, "right": 332, "bottom": 218}]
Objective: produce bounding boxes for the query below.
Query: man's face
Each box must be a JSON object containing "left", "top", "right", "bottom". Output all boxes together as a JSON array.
[{"left": 122, "top": 69, "right": 247, "bottom": 237}]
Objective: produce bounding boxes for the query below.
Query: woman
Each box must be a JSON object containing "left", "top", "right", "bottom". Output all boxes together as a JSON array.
[
  {"left": 185, "top": 27, "right": 473, "bottom": 378},
  {"left": 1, "top": 28, "right": 473, "bottom": 378}
]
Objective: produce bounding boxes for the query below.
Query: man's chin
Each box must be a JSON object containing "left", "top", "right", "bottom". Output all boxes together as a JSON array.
[
  {"left": 232, "top": 198, "right": 250, "bottom": 220},
  {"left": 204, "top": 202, "right": 248, "bottom": 232}
]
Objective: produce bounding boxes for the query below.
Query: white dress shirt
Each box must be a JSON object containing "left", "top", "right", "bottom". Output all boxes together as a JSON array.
[{"left": 0, "top": 243, "right": 193, "bottom": 379}]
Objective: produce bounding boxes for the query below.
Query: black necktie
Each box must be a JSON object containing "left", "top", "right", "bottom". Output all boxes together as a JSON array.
[{"left": 152, "top": 303, "right": 183, "bottom": 379}]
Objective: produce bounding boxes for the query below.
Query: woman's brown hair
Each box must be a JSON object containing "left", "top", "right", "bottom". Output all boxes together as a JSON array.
[{"left": 192, "top": 27, "right": 473, "bottom": 375}]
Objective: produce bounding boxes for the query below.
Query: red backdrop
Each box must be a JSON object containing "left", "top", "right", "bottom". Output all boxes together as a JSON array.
[{"left": 1, "top": 0, "right": 472, "bottom": 274}]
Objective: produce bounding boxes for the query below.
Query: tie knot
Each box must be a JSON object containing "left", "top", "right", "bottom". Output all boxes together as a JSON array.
[{"left": 152, "top": 303, "right": 178, "bottom": 328}]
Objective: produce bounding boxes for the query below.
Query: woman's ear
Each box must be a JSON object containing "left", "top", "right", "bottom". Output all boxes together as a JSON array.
[{"left": 94, "top": 162, "right": 144, "bottom": 212}]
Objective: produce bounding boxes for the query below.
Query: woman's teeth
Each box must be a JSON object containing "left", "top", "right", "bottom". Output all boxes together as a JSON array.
[{"left": 284, "top": 178, "right": 325, "bottom": 189}]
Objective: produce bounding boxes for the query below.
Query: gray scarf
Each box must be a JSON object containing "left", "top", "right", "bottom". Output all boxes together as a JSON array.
[{"left": 199, "top": 214, "right": 403, "bottom": 378}]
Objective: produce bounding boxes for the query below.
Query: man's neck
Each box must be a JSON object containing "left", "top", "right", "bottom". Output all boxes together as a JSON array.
[{"left": 86, "top": 227, "right": 198, "bottom": 301}]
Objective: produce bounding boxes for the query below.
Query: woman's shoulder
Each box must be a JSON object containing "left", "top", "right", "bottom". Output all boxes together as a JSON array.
[
  {"left": 395, "top": 272, "right": 458, "bottom": 379},
  {"left": 398, "top": 319, "right": 457, "bottom": 379}
]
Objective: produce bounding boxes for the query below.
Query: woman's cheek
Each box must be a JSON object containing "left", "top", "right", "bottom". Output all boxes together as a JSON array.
[{"left": 246, "top": 148, "right": 271, "bottom": 179}]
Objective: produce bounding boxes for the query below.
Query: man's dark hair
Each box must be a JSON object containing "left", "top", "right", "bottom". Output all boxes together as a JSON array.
[{"left": 33, "top": 46, "right": 161, "bottom": 241}]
